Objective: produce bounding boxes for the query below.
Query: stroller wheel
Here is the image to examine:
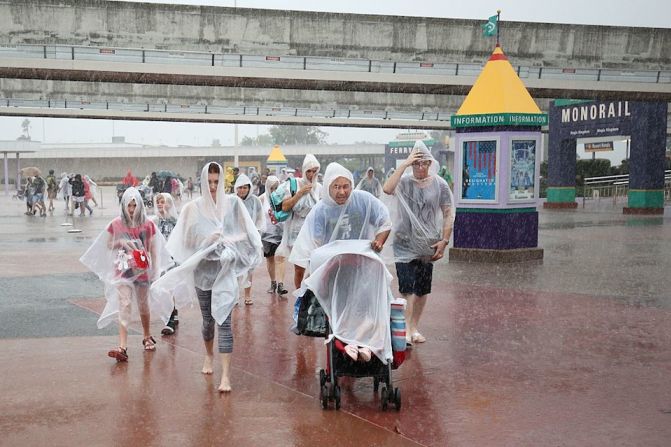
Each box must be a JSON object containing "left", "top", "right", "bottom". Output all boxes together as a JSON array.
[
  {"left": 380, "top": 386, "right": 389, "bottom": 411},
  {"left": 319, "top": 369, "right": 326, "bottom": 387},
  {"left": 394, "top": 387, "right": 401, "bottom": 411},
  {"left": 334, "top": 385, "right": 341, "bottom": 410},
  {"left": 373, "top": 377, "right": 379, "bottom": 392},
  {"left": 320, "top": 384, "right": 329, "bottom": 409}
]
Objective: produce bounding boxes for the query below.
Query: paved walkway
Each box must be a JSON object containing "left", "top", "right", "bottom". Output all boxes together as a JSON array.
[{"left": 1, "top": 189, "right": 670, "bottom": 446}]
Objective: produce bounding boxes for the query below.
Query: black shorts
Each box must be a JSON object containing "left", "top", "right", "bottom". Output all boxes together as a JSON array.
[
  {"left": 262, "top": 240, "right": 279, "bottom": 258},
  {"left": 396, "top": 260, "right": 433, "bottom": 296}
]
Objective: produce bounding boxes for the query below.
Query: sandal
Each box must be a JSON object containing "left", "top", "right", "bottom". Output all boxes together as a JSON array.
[
  {"left": 142, "top": 336, "right": 157, "bottom": 351},
  {"left": 244, "top": 299, "right": 253, "bottom": 305},
  {"left": 108, "top": 347, "right": 128, "bottom": 362},
  {"left": 412, "top": 332, "right": 426, "bottom": 344}
]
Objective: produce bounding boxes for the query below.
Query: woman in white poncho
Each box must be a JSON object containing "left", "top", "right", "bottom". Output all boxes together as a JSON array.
[
  {"left": 276, "top": 154, "right": 322, "bottom": 289},
  {"left": 291, "top": 162, "right": 393, "bottom": 363},
  {"left": 80, "top": 187, "right": 171, "bottom": 362},
  {"left": 233, "top": 173, "right": 264, "bottom": 305},
  {"left": 258, "top": 175, "right": 289, "bottom": 296},
  {"left": 151, "top": 162, "right": 262, "bottom": 392},
  {"left": 383, "top": 140, "right": 455, "bottom": 346}
]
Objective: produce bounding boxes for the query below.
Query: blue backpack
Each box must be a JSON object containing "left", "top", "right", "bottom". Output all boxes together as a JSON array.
[{"left": 269, "top": 177, "right": 297, "bottom": 223}]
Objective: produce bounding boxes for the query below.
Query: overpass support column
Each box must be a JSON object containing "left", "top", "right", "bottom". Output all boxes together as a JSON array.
[
  {"left": 544, "top": 138, "right": 577, "bottom": 208},
  {"left": 624, "top": 102, "right": 668, "bottom": 215}
]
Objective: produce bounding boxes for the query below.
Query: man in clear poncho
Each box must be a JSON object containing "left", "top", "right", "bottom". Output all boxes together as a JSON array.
[
  {"left": 276, "top": 154, "right": 323, "bottom": 289},
  {"left": 151, "top": 162, "right": 262, "bottom": 392},
  {"left": 355, "top": 167, "right": 383, "bottom": 198},
  {"left": 291, "top": 162, "right": 393, "bottom": 363},
  {"left": 383, "top": 140, "right": 455, "bottom": 346},
  {"left": 80, "top": 187, "right": 172, "bottom": 361}
]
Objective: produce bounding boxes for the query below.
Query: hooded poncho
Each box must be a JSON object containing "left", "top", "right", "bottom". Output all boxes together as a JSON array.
[
  {"left": 150, "top": 162, "right": 263, "bottom": 324},
  {"left": 289, "top": 162, "right": 391, "bottom": 269},
  {"left": 233, "top": 173, "right": 265, "bottom": 231},
  {"left": 355, "top": 167, "right": 383, "bottom": 198},
  {"left": 387, "top": 140, "right": 455, "bottom": 263},
  {"left": 276, "top": 154, "right": 322, "bottom": 258},
  {"left": 80, "top": 187, "right": 172, "bottom": 328},
  {"left": 259, "top": 175, "right": 284, "bottom": 245},
  {"left": 150, "top": 192, "right": 179, "bottom": 240}
]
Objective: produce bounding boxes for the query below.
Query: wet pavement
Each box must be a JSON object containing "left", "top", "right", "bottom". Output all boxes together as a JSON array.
[{"left": 1, "top": 189, "right": 670, "bottom": 446}]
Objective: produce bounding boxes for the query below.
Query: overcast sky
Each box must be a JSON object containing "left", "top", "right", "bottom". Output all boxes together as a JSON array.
[{"left": 1, "top": 0, "right": 668, "bottom": 147}]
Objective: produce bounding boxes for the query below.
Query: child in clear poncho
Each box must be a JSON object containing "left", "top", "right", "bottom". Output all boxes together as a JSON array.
[
  {"left": 291, "top": 162, "right": 393, "bottom": 363},
  {"left": 276, "top": 154, "right": 323, "bottom": 289},
  {"left": 383, "top": 140, "right": 455, "bottom": 346},
  {"left": 233, "top": 173, "right": 264, "bottom": 305},
  {"left": 151, "top": 162, "right": 262, "bottom": 392},
  {"left": 80, "top": 187, "right": 172, "bottom": 362},
  {"left": 150, "top": 193, "right": 180, "bottom": 335}
]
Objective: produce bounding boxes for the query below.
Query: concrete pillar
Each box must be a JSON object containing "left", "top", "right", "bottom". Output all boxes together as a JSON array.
[
  {"left": 544, "top": 138, "right": 578, "bottom": 208},
  {"left": 15, "top": 152, "right": 20, "bottom": 191},
  {"left": 624, "top": 102, "right": 668, "bottom": 214}
]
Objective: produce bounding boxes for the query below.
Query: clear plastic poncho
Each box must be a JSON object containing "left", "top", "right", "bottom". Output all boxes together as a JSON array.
[
  {"left": 150, "top": 192, "right": 179, "bottom": 240},
  {"left": 80, "top": 187, "right": 172, "bottom": 328},
  {"left": 289, "top": 162, "right": 392, "bottom": 269},
  {"left": 150, "top": 162, "right": 263, "bottom": 324},
  {"left": 355, "top": 167, "right": 383, "bottom": 198},
  {"left": 303, "top": 239, "right": 393, "bottom": 364},
  {"left": 276, "top": 154, "right": 322, "bottom": 258},
  {"left": 259, "top": 175, "right": 284, "bottom": 245},
  {"left": 234, "top": 173, "right": 265, "bottom": 231},
  {"left": 386, "top": 140, "right": 455, "bottom": 263}
]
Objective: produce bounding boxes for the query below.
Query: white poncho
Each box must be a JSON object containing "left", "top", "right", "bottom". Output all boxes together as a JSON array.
[
  {"left": 151, "top": 162, "right": 263, "bottom": 324},
  {"left": 289, "top": 162, "right": 392, "bottom": 269},
  {"left": 276, "top": 154, "right": 322, "bottom": 258},
  {"left": 304, "top": 239, "right": 394, "bottom": 364},
  {"left": 259, "top": 175, "right": 284, "bottom": 245},
  {"left": 234, "top": 173, "right": 265, "bottom": 231},
  {"left": 80, "top": 187, "right": 172, "bottom": 328},
  {"left": 386, "top": 140, "right": 455, "bottom": 263}
]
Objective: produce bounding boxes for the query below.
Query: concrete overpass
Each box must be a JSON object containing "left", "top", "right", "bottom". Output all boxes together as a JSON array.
[{"left": 0, "top": 0, "right": 669, "bottom": 129}]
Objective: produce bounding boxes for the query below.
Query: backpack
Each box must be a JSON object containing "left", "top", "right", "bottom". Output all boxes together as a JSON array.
[{"left": 269, "top": 177, "right": 297, "bottom": 223}]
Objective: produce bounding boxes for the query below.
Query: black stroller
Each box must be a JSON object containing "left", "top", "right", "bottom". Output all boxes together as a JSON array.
[{"left": 295, "top": 244, "right": 403, "bottom": 411}]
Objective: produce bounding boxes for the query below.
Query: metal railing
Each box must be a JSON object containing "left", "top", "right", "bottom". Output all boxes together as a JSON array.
[
  {"left": 582, "top": 170, "right": 671, "bottom": 207},
  {"left": 0, "top": 97, "right": 452, "bottom": 123},
  {"left": 0, "top": 44, "right": 669, "bottom": 84}
]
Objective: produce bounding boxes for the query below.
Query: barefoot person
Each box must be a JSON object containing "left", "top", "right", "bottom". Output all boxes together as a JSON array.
[
  {"left": 152, "top": 162, "right": 262, "bottom": 392},
  {"left": 80, "top": 187, "right": 171, "bottom": 361},
  {"left": 383, "top": 141, "right": 454, "bottom": 346}
]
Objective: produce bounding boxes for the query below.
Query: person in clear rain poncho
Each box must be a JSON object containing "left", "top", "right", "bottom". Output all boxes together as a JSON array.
[
  {"left": 150, "top": 192, "right": 180, "bottom": 335},
  {"left": 80, "top": 187, "right": 172, "bottom": 362},
  {"left": 383, "top": 140, "right": 455, "bottom": 346},
  {"left": 355, "top": 167, "right": 383, "bottom": 198},
  {"left": 258, "top": 175, "right": 289, "bottom": 296},
  {"left": 290, "top": 162, "right": 393, "bottom": 363},
  {"left": 276, "top": 154, "right": 323, "bottom": 290},
  {"left": 233, "top": 173, "right": 264, "bottom": 305},
  {"left": 151, "top": 162, "right": 262, "bottom": 392}
]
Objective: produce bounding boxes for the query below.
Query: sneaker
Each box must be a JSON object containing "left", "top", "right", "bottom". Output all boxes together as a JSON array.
[
  {"left": 276, "top": 282, "right": 288, "bottom": 295},
  {"left": 161, "top": 319, "right": 175, "bottom": 335},
  {"left": 266, "top": 281, "right": 277, "bottom": 294}
]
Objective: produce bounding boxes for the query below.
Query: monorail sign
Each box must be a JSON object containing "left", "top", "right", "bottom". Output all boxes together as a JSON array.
[{"left": 550, "top": 100, "right": 642, "bottom": 139}]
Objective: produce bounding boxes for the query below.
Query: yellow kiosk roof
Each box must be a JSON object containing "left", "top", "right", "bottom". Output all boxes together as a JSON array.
[
  {"left": 266, "top": 144, "right": 287, "bottom": 163},
  {"left": 456, "top": 45, "right": 542, "bottom": 116}
]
